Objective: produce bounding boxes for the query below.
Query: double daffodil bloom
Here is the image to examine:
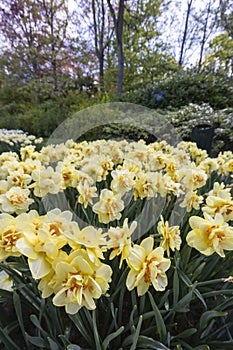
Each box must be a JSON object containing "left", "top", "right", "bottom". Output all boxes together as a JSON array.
[
  {"left": 0, "top": 213, "right": 25, "bottom": 261},
  {"left": 52, "top": 249, "right": 112, "bottom": 314},
  {"left": 0, "top": 186, "right": 34, "bottom": 214},
  {"left": 92, "top": 189, "right": 124, "bottom": 224},
  {"left": 126, "top": 237, "right": 171, "bottom": 296},
  {"left": 63, "top": 222, "right": 107, "bottom": 265},
  {"left": 158, "top": 217, "right": 181, "bottom": 257},
  {"left": 110, "top": 169, "right": 135, "bottom": 196},
  {"left": 107, "top": 218, "right": 137, "bottom": 267},
  {"left": 186, "top": 213, "right": 233, "bottom": 257},
  {"left": 16, "top": 210, "right": 69, "bottom": 279},
  {"left": 202, "top": 185, "right": 233, "bottom": 222}
]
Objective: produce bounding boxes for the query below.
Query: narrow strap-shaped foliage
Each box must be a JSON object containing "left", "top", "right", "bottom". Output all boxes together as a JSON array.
[
  {"left": 0, "top": 326, "right": 21, "bottom": 350},
  {"left": 177, "top": 269, "right": 207, "bottom": 310},
  {"left": 68, "top": 312, "right": 94, "bottom": 348},
  {"left": 67, "top": 345, "right": 82, "bottom": 350},
  {"left": 92, "top": 310, "right": 102, "bottom": 350},
  {"left": 200, "top": 310, "right": 228, "bottom": 330},
  {"left": 13, "top": 291, "right": 29, "bottom": 347},
  {"left": 148, "top": 291, "right": 167, "bottom": 342},
  {"left": 47, "top": 337, "right": 62, "bottom": 350},
  {"left": 137, "top": 335, "right": 170, "bottom": 349},
  {"left": 129, "top": 315, "right": 143, "bottom": 350},
  {"left": 66, "top": 344, "right": 82, "bottom": 350},
  {"left": 102, "top": 326, "right": 124, "bottom": 350}
]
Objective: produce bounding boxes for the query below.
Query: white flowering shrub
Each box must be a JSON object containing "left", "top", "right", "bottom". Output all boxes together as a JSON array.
[{"left": 165, "top": 103, "right": 233, "bottom": 156}]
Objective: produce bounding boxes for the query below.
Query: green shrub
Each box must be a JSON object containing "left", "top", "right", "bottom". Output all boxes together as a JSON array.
[{"left": 121, "top": 70, "right": 233, "bottom": 110}]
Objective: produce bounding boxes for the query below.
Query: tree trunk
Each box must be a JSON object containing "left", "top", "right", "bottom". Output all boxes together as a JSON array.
[
  {"left": 107, "top": 0, "right": 125, "bottom": 96},
  {"left": 92, "top": 0, "right": 105, "bottom": 90},
  {"left": 179, "top": 0, "right": 193, "bottom": 66},
  {"left": 197, "top": 1, "right": 211, "bottom": 72}
]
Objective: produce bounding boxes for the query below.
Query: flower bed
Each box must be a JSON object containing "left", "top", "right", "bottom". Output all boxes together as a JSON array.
[{"left": 0, "top": 136, "right": 232, "bottom": 349}]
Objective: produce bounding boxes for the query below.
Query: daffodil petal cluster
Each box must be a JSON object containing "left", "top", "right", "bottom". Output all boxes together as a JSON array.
[
  {"left": 92, "top": 189, "right": 124, "bottom": 224},
  {"left": 202, "top": 182, "right": 233, "bottom": 222},
  {"left": 15, "top": 209, "right": 70, "bottom": 279},
  {"left": 158, "top": 217, "right": 181, "bottom": 256},
  {"left": 48, "top": 249, "right": 112, "bottom": 314},
  {"left": 107, "top": 218, "right": 137, "bottom": 267},
  {"left": 186, "top": 213, "right": 233, "bottom": 257},
  {"left": 126, "top": 237, "right": 171, "bottom": 296}
]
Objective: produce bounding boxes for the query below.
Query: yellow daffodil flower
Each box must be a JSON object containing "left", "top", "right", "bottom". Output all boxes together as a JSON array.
[
  {"left": 63, "top": 222, "right": 107, "bottom": 265},
  {"left": 0, "top": 213, "right": 26, "bottom": 261},
  {"left": 92, "top": 189, "right": 124, "bottom": 224},
  {"left": 77, "top": 180, "right": 97, "bottom": 208},
  {"left": 16, "top": 210, "right": 68, "bottom": 279},
  {"left": 52, "top": 249, "right": 112, "bottom": 314},
  {"left": 202, "top": 185, "right": 233, "bottom": 222},
  {"left": 0, "top": 186, "right": 34, "bottom": 214},
  {"left": 158, "top": 217, "right": 181, "bottom": 256},
  {"left": 110, "top": 169, "right": 135, "bottom": 196},
  {"left": 107, "top": 218, "right": 137, "bottom": 267},
  {"left": 31, "top": 165, "right": 63, "bottom": 197},
  {"left": 180, "top": 190, "right": 203, "bottom": 212},
  {"left": 126, "top": 237, "right": 171, "bottom": 296},
  {"left": 186, "top": 213, "right": 233, "bottom": 257}
]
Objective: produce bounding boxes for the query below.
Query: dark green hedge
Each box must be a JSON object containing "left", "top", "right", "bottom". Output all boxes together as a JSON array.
[{"left": 121, "top": 70, "right": 233, "bottom": 110}]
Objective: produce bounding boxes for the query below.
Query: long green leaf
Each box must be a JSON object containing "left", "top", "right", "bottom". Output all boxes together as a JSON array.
[
  {"left": 172, "top": 289, "right": 193, "bottom": 312},
  {"left": 137, "top": 336, "right": 170, "bottom": 349},
  {"left": 92, "top": 310, "right": 102, "bottom": 350},
  {"left": 173, "top": 268, "right": 179, "bottom": 307},
  {"left": 102, "top": 326, "right": 124, "bottom": 350},
  {"left": 130, "top": 315, "right": 143, "bottom": 350},
  {"left": 139, "top": 294, "right": 145, "bottom": 315},
  {"left": 67, "top": 345, "right": 81, "bottom": 350},
  {"left": 148, "top": 292, "right": 167, "bottom": 342},
  {"left": 200, "top": 310, "right": 228, "bottom": 330},
  {"left": 130, "top": 304, "right": 138, "bottom": 329},
  {"left": 69, "top": 313, "right": 92, "bottom": 346},
  {"left": 13, "top": 291, "right": 28, "bottom": 346},
  {"left": 0, "top": 326, "right": 21, "bottom": 350},
  {"left": 208, "top": 341, "right": 233, "bottom": 349},
  {"left": 25, "top": 332, "right": 47, "bottom": 347},
  {"left": 178, "top": 270, "right": 207, "bottom": 309},
  {"left": 172, "top": 328, "right": 197, "bottom": 339},
  {"left": 47, "top": 337, "right": 61, "bottom": 350}
]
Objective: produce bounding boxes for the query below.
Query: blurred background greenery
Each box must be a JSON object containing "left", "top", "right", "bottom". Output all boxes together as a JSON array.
[{"left": 0, "top": 0, "right": 232, "bottom": 151}]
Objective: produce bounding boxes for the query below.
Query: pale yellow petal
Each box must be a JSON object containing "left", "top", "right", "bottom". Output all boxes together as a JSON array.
[
  {"left": 72, "top": 256, "right": 93, "bottom": 275},
  {"left": 53, "top": 288, "right": 67, "bottom": 306},
  {"left": 140, "top": 237, "right": 154, "bottom": 255},
  {"left": 29, "top": 256, "right": 51, "bottom": 279},
  {"left": 137, "top": 280, "right": 149, "bottom": 296},
  {"left": 66, "top": 302, "right": 81, "bottom": 315},
  {"left": 154, "top": 273, "right": 168, "bottom": 291},
  {"left": 126, "top": 270, "right": 137, "bottom": 291},
  {"left": 55, "top": 261, "right": 75, "bottom": 279},
  {"left": 127, "top": 245, "right": 145, "bottom": 271},
  {"left": 83, "top": 288, "right": 96, "bottom": 310},
  {"left": 95, "top": 264, "right": 112, "bottom": 282},
  {"left": 189, "top": 216, "right": 206, "bottom": 229},
  {"left": 16, "top": 238, "right": 38, "bottom": 259}
]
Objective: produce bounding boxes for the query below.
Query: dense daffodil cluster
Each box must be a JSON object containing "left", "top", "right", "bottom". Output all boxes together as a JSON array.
[
  {"left": 0, "top": 129, "right": 43, "bottom": 148},
  {"left": 0, "top": 138, "right": 232, "bottom": 314}
]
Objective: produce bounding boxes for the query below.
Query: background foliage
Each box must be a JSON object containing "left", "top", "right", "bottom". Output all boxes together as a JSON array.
[{"left": 0, "top": 0, "right": 232, "bottom": 145}]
